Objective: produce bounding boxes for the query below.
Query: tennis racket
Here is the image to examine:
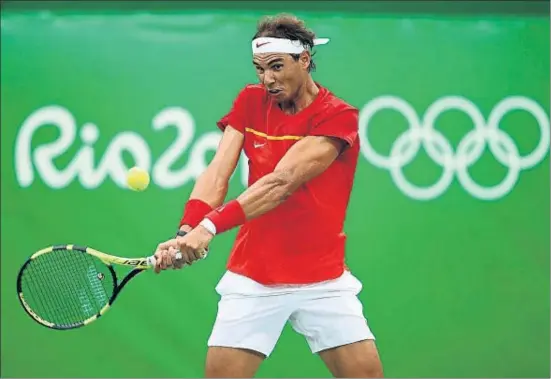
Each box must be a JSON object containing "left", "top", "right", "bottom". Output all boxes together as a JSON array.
[{"left": 16, "top": 233, "right": 206, "bottom": 330}]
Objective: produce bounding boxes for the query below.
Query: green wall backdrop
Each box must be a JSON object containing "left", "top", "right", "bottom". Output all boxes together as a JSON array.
[{"left": 1, "top": 3, "right": 550, "bottom": 378}]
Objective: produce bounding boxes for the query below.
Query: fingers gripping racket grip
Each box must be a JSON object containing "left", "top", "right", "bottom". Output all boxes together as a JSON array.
[
  {"left": 148, "top": 229, "right": 208, "bottom": 269},
  {"left": 146, "top": 252, "right": 183, "bottom": 268},
  {"left": 175, "top": 230, "right": 209, "bottom": 259}
]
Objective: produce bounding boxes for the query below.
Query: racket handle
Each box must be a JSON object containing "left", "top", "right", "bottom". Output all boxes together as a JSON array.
[{"left": 146, "top": 252, "right": 183, "bottom": 268}]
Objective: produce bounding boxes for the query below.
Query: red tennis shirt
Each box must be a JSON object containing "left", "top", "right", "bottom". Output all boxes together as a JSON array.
[{"left": 216, "top": 83, "right": 360, "bottom": 285}]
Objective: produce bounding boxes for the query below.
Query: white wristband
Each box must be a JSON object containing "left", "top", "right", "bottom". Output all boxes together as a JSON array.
[{"left": 199, "top": 218, "right": 217, "bottom": 235}]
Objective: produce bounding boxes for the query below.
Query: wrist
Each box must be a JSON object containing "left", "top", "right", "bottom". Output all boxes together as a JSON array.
[
  {"left": 203, "top": 200, "right": 246, "bottom": 235},
  {"left": 179, "top": 224, "right": 192, "bottom": 232},
  {"left": 199, "top": 218, "right": 217, "bottom": 236},
  {"left": 179, "top": 199, "right": 213, "bottom": 228},
  {"left": 176, "top": 228, "right": 188, "bottom": 238}
]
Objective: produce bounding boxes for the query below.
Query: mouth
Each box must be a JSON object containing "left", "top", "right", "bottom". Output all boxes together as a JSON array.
[{"left": 268, "top": 88, "right": 282, "bottom": 96}]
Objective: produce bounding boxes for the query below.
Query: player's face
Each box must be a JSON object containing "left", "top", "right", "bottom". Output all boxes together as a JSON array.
[{"left": 253, "top": 52, "right": 310, "bottom": 102}]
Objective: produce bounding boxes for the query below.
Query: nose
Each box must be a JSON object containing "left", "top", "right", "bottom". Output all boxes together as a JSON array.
[{"left": 262, "top": 71, "right": 276, "bottom": 87}]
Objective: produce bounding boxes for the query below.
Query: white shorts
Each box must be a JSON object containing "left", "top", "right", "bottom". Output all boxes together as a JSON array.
[{"left": 207, "top": 270, "right": 375, "bottom": 357}]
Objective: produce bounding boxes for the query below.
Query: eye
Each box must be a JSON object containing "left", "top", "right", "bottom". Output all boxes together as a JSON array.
[
  {"left": 272, "top": 64, "right": 283, "bottom": 71},
  {"left": 255, "top": 66, "right": 264, "bottom": 74}
]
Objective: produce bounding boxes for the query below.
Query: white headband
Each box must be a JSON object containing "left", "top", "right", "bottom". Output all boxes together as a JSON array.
[{"left": 252, "top": 37, "right": 330, "bottom": 54}]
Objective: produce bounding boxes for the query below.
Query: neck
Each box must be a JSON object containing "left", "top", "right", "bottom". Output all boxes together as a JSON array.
[{"left": 279, "top": 77, "right": 319, "bottom": 115}]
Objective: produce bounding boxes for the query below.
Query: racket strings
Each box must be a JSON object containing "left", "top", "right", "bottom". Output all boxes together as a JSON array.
[
  {"left": 35, "top": 252, "right": 97, "bottom": 324},
  {"left": 29, "top": 250, "right": 112, "bottom": 325},
  {"left": 32, "top": 252, "right": 89, "bottom": 325},
  {"left": 22, "top": 251, "right": 90, "bottom": 326},
  {"left": 20, "top": 249, "right": 115, "bottom": 327}
]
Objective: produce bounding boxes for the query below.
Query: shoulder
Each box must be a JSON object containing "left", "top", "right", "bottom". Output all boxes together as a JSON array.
[
  {"left": 307, "top": 84, "right": 360, "bottom": 149},
  {"left": 234, "top": 84, "right": 268, "bottom": 102},
  {"left": 217, "top": 84, "right": 268, "bottom": 132},
  {"left": 312, "top": 85, "right": 358, "bottom": 126}
]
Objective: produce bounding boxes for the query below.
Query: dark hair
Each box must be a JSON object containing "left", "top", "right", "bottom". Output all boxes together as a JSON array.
[{"left": 252, "top": 14, "right": 317, "bottom": 72}]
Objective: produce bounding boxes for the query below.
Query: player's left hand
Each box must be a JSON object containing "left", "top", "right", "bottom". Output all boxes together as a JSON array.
[{"left": 153, "top": 226, "right": 213, "bottom": 273}]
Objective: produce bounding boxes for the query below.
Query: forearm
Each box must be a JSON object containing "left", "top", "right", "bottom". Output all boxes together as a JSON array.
[
  {"left": 198, "top": 171, "right": 290, "bottom": 236},
  {"left": 179, "top": 168, "right": 231, "bottom": 230},
  {"left": 189, "top": 167, "right": 230, "bottom": 208},
  {"left": 235, "top": 137, "right": 340, "bottom": 220},
  {"left": 197, "top": 133, "right": 346, "bottom": 237},
  {"left": 236, "top": 171, "right": 291, "bottom": 220},
  {"left": 182, "top": 125, "right": 242, "bottom": 224}
]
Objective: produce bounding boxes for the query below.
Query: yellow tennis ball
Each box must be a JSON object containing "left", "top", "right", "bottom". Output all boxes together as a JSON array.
[{"left": 126, "top": 166, "right": 150, "bottom": 191}]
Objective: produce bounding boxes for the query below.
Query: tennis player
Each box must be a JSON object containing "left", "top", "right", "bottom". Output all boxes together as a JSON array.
[{"left": 154, "top": 14, "right": 384, "bottom": 378}]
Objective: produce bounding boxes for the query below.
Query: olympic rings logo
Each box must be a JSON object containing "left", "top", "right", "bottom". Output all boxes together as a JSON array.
[{"left": 359, "top": 96, "right": 550, "bottom": 200}]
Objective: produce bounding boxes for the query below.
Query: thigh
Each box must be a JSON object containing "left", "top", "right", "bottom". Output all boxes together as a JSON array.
[
  {"left": 318, "top": 339, "right": 383, "bottom": 378},
  {"left": 205, "top": 346, "right": 265, "bottom": 378},
  {"left": 289, "top": 292, "right": 376, "bottom": 354},
  {"left": 208, "top": 294, "right": 291, "bottom": 356}
]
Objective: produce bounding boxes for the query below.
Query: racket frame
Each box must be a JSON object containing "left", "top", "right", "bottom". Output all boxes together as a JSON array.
[{"left": 16, "top": 244, "right": 154, "bottom": 330}]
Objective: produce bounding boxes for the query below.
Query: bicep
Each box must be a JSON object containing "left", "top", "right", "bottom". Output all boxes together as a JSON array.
[
  {"left": 208, "top": 125, "right": 244, "bottom": 180},
  {"left": 274, "top": 136, "right": 345, "bottom": 191}
]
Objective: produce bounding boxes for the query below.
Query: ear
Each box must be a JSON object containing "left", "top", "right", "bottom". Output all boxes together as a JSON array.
[{"left": 299, "top": 51, "right": 311, "bottom": 70}]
